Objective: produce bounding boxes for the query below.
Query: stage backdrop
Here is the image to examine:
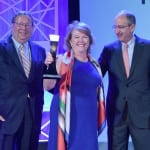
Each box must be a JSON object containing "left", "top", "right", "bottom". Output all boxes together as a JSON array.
[
  {"left": 0, "top": 0, "right": 68, "bottom": 142},
  {"left": 80, "top": 0, "right": 150, "bottom": 144}
]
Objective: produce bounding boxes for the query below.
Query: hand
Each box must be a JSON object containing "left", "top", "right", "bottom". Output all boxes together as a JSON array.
[
  {"left": 0, "top": 115, "right": 6, "bottom": 121},
  {"left": 44, "top": 52, "right": 54, "bottom": 66}
]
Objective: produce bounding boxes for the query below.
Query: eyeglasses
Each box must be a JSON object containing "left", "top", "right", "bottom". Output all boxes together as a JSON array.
[
  {"left": 112, "top": 25, "right": 130, "bottom": 30},
  {"left": 14, "top": 22, "right": 32, "bottom": 28}
]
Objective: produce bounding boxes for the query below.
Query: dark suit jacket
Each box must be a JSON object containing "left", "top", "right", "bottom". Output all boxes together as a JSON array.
[
  {"left": 0, "top": 36, "right": 46, "bottom": 134},
  {"left": 99, "top": 35, "right": 150, "bottom": 128}
]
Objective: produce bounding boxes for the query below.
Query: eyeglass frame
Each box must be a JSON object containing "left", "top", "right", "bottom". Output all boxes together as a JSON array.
[
  {"left": 14, "top": 22, "right": 33, "bottom": 28},
  {"left": 112, "top": 24, "right": 132, "bottom": 30}
]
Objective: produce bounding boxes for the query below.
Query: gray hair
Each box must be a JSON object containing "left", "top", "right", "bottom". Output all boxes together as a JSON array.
[{"left": 115, "top": 10, "right": 136, "bottom": 26}]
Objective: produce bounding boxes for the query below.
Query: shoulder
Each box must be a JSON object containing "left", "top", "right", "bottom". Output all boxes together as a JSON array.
[
  {"left": 0, "top": 36, "right": 12, "bottom": 47},
  {"left": 0, "top": 37, "right": 14, "bottom": 54},
  {"left": 30, "top": 42, "right": 45, "bottom": 51},
  {"left": 56, "top": 53, "right": 71, "bottom": 75},
  {"left": 101, "top": 41, "right": 121, "bottom": 56},
  {"left": 135, "top": 35, "right": 150, "bottom": 45},
  {"left": 30, "top": 42, "right": 46, "bottom": 56},
  {"left": 56, "top": 54, "right": 65, "bottom": 68},
  {"left": 104, "top": 40, "right": 120, "bottom": 49}
]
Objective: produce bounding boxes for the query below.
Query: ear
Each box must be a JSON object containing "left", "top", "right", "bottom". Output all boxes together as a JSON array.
[{"left": 130, "top": 24, "right": 135, "bottom": 33}]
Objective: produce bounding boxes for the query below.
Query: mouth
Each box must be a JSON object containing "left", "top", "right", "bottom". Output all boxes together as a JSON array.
[
  {"left": 78, "top": 43, "right": 86, "bottom": 47},
  {"left": 19, "top": 30, "right": 26, "bottom": 34},
  {"left": 116, "top": 33, "right": 122, "bottom": 38}
]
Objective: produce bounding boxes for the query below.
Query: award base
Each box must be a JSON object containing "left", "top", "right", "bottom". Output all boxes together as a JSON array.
[{"left": 43, "top": 62, "right": 61, "bottom": 79}]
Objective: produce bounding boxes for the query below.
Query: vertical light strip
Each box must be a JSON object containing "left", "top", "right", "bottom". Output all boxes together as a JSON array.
[{"left": 55, "top": 0, "right": 59, "bottom": 34}]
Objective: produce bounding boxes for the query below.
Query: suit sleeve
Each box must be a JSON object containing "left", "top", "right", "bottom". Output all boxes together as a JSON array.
[{"left": 98, "top": 46, "right": 109, "bottom": 76}]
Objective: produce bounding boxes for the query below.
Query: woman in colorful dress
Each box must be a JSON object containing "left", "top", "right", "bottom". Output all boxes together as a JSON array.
[{"left": 43, "top": 21, "right": 106, "bottom": 150}]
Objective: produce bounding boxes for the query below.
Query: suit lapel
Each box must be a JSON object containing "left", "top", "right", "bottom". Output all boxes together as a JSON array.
[
  {"left": 28, "top": 42, "right": 34, "bottom": 79},
  {"left": 28, "top": 42, "right": 39, "bottom": 80},
  {"left": 6, "top": 38, "right": 26, "bottom": 77},
  {"left": 114, "top": 42, "right": 127, "bottom": 78},
  {"left": 114, "top": 37, "right": 144, "bottom": 79},
  {"left": 129, "top": 38, "right": 144, "bottom": 77}
]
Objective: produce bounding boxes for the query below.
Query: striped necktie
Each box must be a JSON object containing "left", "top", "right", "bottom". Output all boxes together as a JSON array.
[
  {"left": 19, "top": 44, "right": 31, "bottom": 77},
  {"left": 122, "top": 43, "right": 130, "bottom": 78}
]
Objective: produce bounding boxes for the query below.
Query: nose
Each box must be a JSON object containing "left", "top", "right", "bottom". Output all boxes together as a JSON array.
[
  {"left": 80, "top": 37, "right": 84, "bottom": 41},
  {"left": 21, "top": 25, "right": 26, "bottom": 29},
  {"left": 114, "top": 27, "right": 119, "bottom": 31},
  {"left": 114, "top": 28, "right": 120, "bottom": 34}
]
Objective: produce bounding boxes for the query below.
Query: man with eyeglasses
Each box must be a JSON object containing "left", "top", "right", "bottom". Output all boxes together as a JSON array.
[
  {"left": 0, "top": 11, "right": 46, "bottom": 150},
  {"left": 98, "top": 10, "right": 150, "bottom": 150}
]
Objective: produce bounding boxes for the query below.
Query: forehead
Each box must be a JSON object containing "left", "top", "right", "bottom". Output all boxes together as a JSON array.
[
  {"left": 114, "top": 15, "right": 128, "bottom": 24},
  {"left": 15, "top": 15, "right": 31, "bottom": 23},
  {"left": 72, "top": 29, "right": 87, "bottom": 36}
]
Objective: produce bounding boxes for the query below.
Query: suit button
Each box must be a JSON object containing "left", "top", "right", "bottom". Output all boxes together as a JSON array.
[{"left": 27, "top": 94, "right": 30, "bottom": 98}]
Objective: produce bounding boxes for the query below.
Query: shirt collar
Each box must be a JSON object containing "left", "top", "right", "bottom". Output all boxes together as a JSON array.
[
  {"left": 122, "top": 36, "right": 135, "bottom": 48},
  {"left": 11, "top": 37, "right": 28, "bottom": 50}
]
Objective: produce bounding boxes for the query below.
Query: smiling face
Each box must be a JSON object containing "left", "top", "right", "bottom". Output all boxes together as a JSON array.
[
  {"left": 69, "top": 29, "right": 90, "bottom": 55},
  {"left": 11, "top": 15, "right": 34, "bottom": 44},
  {"left": 113, "top": 15, "right": 135, "bottom": 43}
]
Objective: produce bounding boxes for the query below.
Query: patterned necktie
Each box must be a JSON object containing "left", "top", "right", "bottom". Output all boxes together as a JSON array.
[
  {"left": 122, "top": 43, "right": 130, "bottom": 78},
  {"left": 19, "top": 44, "right": 31, "bottom": 77}
]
